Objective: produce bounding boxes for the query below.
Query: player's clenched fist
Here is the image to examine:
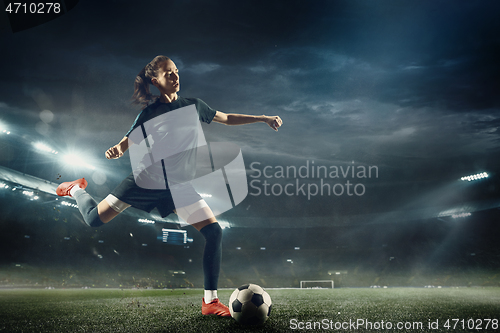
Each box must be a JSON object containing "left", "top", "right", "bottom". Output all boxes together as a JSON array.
[
  {"left": 266, "top": 116, "right": 283, "bottom": 131},
  {"left": 105, "top": 145, "right": 123, "bottom": 159}
]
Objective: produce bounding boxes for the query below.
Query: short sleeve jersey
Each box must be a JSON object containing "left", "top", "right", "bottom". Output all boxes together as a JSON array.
[{"left": 125, "top": 96, "right": 217, "bottom": 138}]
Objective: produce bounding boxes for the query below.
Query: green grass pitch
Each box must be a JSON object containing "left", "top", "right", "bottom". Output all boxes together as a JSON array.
[{"left": 0, "top": 288, "right": 499, "bottom": 332}]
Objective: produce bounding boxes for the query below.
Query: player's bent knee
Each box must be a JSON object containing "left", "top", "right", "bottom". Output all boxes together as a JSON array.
[
  {"left": 199, "top": 221, "right": 223, "bottom": 243},
  {"left": 104, "top": 194, "right": 130, "bottom": 213},
  {"left": 97, "top": 197, "right": 129, "bottom": 223}
]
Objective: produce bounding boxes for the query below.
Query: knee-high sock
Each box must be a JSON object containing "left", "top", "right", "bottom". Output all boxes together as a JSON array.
[
  {"left": 73, "top": 190, "right": 104, "bottom": 228},
  {"left": 200, "top": 222, "right": 222, "bottom": 291}
]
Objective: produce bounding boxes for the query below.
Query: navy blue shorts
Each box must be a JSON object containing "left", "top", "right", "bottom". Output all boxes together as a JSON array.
[{"left": 110, "top": 173, "right": 202, "bottom": 218}]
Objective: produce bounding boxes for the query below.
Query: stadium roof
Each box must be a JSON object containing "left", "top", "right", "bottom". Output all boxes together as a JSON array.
[{"left": 0, "top": 165, "right": 181, "bottom": 225}]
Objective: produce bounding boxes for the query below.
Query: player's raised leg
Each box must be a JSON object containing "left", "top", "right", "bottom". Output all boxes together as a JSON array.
[{"left": 56, "top": 178, "right": 129, "bottom": 226}]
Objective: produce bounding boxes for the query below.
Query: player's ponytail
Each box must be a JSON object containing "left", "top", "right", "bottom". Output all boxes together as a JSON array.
[{"left": 131, "top": 55, "right": 171, "bottom": 108}]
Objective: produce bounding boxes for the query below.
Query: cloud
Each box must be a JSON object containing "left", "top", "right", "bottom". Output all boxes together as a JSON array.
[
  {"left": 186, "top": 63, "right": 221, "bottom": 74},
  {"left": 1, "top": 0, "right": 499, "bottom": 219}
]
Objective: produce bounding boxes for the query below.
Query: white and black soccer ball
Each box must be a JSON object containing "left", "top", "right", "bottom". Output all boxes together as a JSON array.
[{"left": 229, "top": 283, "right": 272, "bottom": 325}]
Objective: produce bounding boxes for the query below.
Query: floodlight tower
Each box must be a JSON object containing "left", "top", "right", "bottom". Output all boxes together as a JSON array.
[{"left": 460, "top": 172, "right": 489, "bottom": 182}]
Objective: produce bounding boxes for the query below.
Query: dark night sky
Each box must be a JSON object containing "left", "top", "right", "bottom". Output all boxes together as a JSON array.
[{"left": 1, "top": 0, "right": 500, "bottom": 227}]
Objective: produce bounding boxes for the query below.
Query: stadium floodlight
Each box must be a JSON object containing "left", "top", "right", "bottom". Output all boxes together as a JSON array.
[
  {"left": 22, "top": 190, "right": 34, "bottom": 197},
  {"left": 0, "top": 121, "right": 10, "bottom": 135},
  {"left": 452, "top": 212, "right": 471, "bottom": 218},
  {"left": 62, "top": 153, "right": 96, "bottom": 170},
  {"left": 461, "top": 172, "right": 488, "bottom": 182},
  {"left": 138, "top": 218, "right": 155, "bottom": 224},
  {"left": 61, "top": 201, "right": 78, "bottom": 209},
  {"left": 33, "top": 142, "right": 58, "bottom": 155}
]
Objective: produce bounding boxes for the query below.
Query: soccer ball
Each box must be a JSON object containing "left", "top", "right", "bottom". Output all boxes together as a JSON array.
[{"left": 229, "top": 283, "right": 272, "bottom": 325}]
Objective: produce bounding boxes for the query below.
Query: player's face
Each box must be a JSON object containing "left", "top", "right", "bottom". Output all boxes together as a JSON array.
[{"left": 154, "top": 60, "right": 180, "bottom": 95}]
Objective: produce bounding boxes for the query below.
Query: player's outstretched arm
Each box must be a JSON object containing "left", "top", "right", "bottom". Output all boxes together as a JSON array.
[
  {"left": 213, "top": 111, "right": 283, "bottom": 131},
  {"left": 105, "top": 136, "right": 133, "bottom": 159}
]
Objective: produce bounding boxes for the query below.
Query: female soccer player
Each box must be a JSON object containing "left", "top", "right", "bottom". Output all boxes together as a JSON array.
[{"left": 56, "top": 55, "right": 282, "bottom": 317}]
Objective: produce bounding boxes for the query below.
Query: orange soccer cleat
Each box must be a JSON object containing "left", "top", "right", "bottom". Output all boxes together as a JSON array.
[
  {"left": 201, "top": 298, "right": 231, "bottom": 317},
  {"left": 56, "top": 178, "right": 88, "bottom": 197}
]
